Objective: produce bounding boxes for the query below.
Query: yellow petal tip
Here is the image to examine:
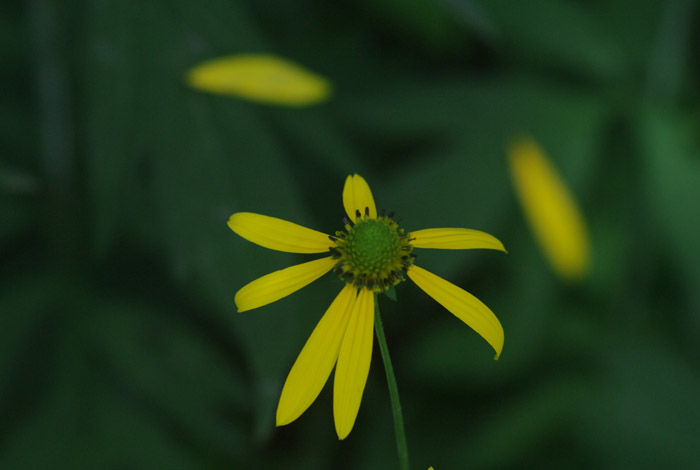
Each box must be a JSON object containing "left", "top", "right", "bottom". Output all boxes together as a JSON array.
[
  {"left": 232, "top": 257, "right": 336, "bottom": 312},
  {"left": 234, "top": 299, "right": 248, "bottom": 313},
  {"left": 493, "top": 340, "right": 503, "bottom": 360},
  {"left": 275, "top": 413, "right": 290, "bottom": 427},
  {"left": 228, "top": 212, "right": 332, "bottom": 254},
  {"left": 409, "top": 228, "right": 507, "bottom": 252},
  {"left": 342, "top": 174, "right": 377, "bottom": 220},
  {"left": 335, "top": 423, "right": 352, "bottom": 440},
  {"left": 408, "top": 265, "right": 504, "bottom": 358}
]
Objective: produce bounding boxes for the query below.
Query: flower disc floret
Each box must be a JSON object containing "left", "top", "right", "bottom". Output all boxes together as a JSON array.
[
  {"left": 347, "top": 219, "right": 400, "bottom": 272},
  {"left": 330, "top": 211, "right": 414, "bottom": 292}
]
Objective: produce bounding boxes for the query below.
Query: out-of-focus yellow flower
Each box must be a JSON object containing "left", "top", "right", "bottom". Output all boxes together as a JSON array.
[
  {"left": 186, "top": 54, "right": 331, "bottom": 106},
  {"left": 507, "top": 136, "right": 590, "bottom": 281}
]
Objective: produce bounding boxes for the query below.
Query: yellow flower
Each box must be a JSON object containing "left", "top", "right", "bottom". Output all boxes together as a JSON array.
[
  {"left": 186, "top": 54, "right": 331, "bottom": 106},
  {"left": 507, "top": 136, "right": 590, "bottom": 281},
  {"left": 229, "top": 174, "right": 505, "bottom": 439}
]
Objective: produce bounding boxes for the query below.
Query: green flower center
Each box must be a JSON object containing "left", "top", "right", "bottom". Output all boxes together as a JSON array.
[
  {"left": 330, "top": 211, "right": 414, "bottom": 292},
  {"left": 346, "top": 219, "right": 400, "bottom": 273}
]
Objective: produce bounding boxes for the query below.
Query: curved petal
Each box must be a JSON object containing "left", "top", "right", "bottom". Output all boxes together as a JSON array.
[
  {"left": 342, "top": 174, "right": 377, "bottom": 221},
  {"left": 235, "top": 257, "right": 336, "bottom": 312},
  {"left": 409, "top": 228, "right": 506, "bottom": 252},
  {"left": 229, "top": 212, "right": 332, "bottom": 254},
  {"left": 407, "top": 265, "right": 503, "bottom": 359},
  {"left": 276, "top": 285, "right": 357, "bottom": 426},
  {"left": 333, "top": 288, "right": 374, "bottom": 439},
  {"left": 507, "top": 136, "right": 590, "bottom": 281}
]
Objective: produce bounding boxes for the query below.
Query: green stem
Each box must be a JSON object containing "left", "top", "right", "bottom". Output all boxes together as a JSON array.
[{"left": 374, "top": 295, "right": 410, "bottom": 470}]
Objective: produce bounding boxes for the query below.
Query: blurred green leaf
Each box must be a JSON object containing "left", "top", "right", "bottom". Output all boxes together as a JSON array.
[
  {"left": 269, "top": 109, "right": 362, "bottom": 176},
  {"left": 0, "top": 272, "right": 57, "bottom": 388},
  {"left": 0, "top": 270, "right": 249, "bottom": 469},
  {"left": 0, "top": 196, "right": 35, "bottom": 246},
  {"left": 175, "top": 0, "right": 268, "bottom": 52},
  {"left": 645, "top": 0, "right": 696, "bottom": 101},
  {"left": 83, "top": 0, "right": 338, "bottom": 442},
  {"left": 440, "top": 0, "right": 499, "bottom": 43},
  {"left": 580, "top": 339, "right": 700, "bottom": 467},
  {"left": 0, "top": 340, "right": 93, "bottom": 469},
  {"left": 86, "top": 300, "right": 247, "bottom": 459},
  {"left": 0, "top": 322, "right": 206, "bottom": 470},
  {"left": 468, "top": 0, "right": 625, "bottom": 81},
  {"left": 463, "top": 376, "right": 589, "bottom": 468},
  {"left": 637, "top": 106, "right": 700, "bottom": 285},
  {"left": 84, "top": 0, "right": 144, "bottom": 253},
  {"left": 358, "top": 0, "right": 469, "bottom": 55},
  {"left": 88, "top": 386, "right": 204, "bottom": 468},
  {"left": 597, "top": 0, "right": 666, "bottom": 77}
]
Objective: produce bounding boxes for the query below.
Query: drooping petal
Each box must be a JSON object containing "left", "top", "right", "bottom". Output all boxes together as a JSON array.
[
  {"left": 342, "top": 174, "right": 377, "bottom": 221},
  {"left": 333, "top": 288, "right": 374, "bottom": 439},
  {"left": 409, "top": 228, "right": 506, "bottom": 252},
  {"left": 507, "top": 136, "right": 590, "bottom": 281},
  {"left": 235, "top": 257, "right": 336, "bottom": 312},
  {"left": 186, "top": 54, "right": 331, "bottom": 106},
  {"left": 276, "top": 285, "right": 357, "bottom": 426},
  {"left": 407, "top": 265, "right": 503, "bottom": 359},
  {"left": 228, "top": 212, "right": 332, "bottom": 254}
]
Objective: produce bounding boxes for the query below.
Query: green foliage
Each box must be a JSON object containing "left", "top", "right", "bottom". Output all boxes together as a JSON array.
[{"left": 2, "top": 0, "right": 700, "bottom": 468}]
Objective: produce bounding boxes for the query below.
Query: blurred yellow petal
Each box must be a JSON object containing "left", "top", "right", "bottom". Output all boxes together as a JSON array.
[
  {"left": 186, "top": 54, "right": 331, "bottom": 106},
  {"left": 235, "top": 257, "right": 336, "bottom": 312},
  {"left": 333, "top": 288, "right": 374, "bottom": 439},
  {"left": 228, "top": 212, "right": 331, "bottom": 254},
  {"left": 342, "top": 174, "right": 377, "bottom": 221},
  {"left": 407, "top": 265, "right": 503, "bottom": 359},
  {"left": 410, "top": 228, "right": 506, "bottom": 252},
  {"left": 507, "top": 136, "right": 590, "bottom": 281},
  {"left": 277, "top": 285, "right": 357, "bottom": 426}
]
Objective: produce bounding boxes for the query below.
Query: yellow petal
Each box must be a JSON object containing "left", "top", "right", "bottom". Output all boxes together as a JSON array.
[
  {"left": 342, "top": 174, "right": 377, "bottom": 221},
  {"left": 228, "top": 212, "right": 332, "bottom": 254},
  {"left": 276, "top": 285, "right": 357, "bottom": 426},
  {"left": 235, "top": 257, "right": 336, "bottom": 312},
  {"left": 409, "top": 228, "right": 506, "bottom": 252},
  {"left": 407, "top": 265, "right": 503, "bottom": 359},
  {"left": 507, "top": 136, "right": 590, "bottom": 281},
  {"left": 186, "top": 54, "right": 331, "bottom": 106},
  {"left": 333, "top": 288, "right": 374, "bottom": 439}
]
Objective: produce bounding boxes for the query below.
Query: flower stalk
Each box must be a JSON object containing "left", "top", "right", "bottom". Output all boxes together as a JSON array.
[{"left": 374, "top": 295, "right": 409, "bottom": 470}]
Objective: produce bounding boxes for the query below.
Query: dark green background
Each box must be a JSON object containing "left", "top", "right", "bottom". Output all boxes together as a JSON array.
[{"left": 3, "top": 0, "right": 700, "bottom": 468}]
